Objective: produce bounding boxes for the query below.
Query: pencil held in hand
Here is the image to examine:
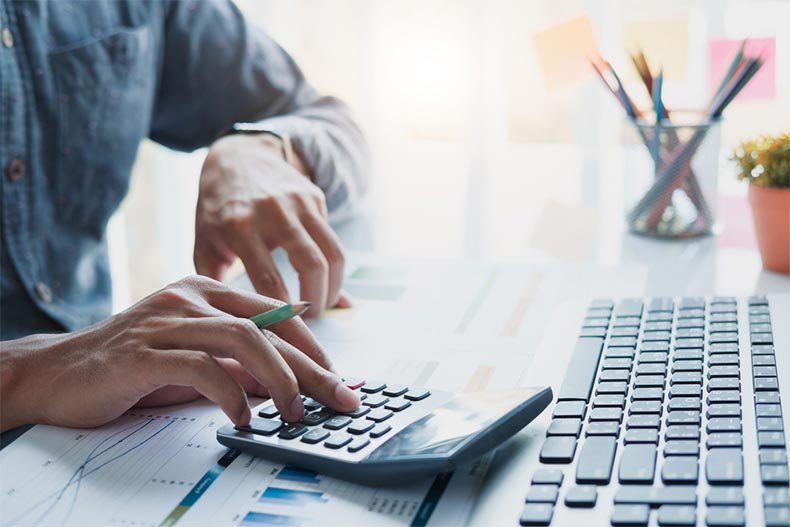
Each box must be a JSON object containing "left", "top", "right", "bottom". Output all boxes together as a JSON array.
[{"left": 249, "top": 301, "right": 312, "bottom": 329}]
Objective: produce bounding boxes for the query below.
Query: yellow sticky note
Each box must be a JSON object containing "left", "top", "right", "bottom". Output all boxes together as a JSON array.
[
  {"left": 531, "top": 15, "right": 599, "bottom": 87},
  {"left": 623, "top": 17, "right": 688, "bottom": 81}
]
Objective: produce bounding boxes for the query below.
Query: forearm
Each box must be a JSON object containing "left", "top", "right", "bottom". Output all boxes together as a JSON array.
[{"left": 0, "top": 335, "right": 53, "bottom": 432}]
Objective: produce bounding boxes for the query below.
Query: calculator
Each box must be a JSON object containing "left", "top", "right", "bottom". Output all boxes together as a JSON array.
[{"left": 216, "top": 379, "right": 552, "bottom": 485}]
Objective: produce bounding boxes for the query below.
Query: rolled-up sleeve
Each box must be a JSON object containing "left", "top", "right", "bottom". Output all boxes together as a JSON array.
[{"left": 150, "top": 0, "right": 369, "bottom": 215}]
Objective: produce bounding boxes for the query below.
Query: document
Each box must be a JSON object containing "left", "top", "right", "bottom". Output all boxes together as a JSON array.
[{"left": 0, "top": 254, "right": 646, "bottom": 526}]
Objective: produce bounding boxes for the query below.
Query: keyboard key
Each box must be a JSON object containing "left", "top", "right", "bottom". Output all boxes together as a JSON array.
[
  {"left": 360, "top": 381, "right": 387, "bottom": 393},
  {"left": 668, "top": 397, "right": 701, "bottom": 412},
  {"left": 748, "top": 295, "right": 768, "bottom": 306},
  {"left": 607, "top": 348, "right": 636, "bottom": 359},
  {"left": 674, "top": 349, "right": 703, "bottom": 361},
  {"left": 384, "top": 398, "right": 412, "bottom": 412},
  {"left": 757, "top": 392, "right": 782, "bottom": 404},
  {"left": 531, "top": 468, "right": 564, "bottom": 485},
  {"left": 303, "top": 397, "right": 323, "bottom": 411},
  {"left": 557, "top": 338, "right": 604, "bottom": 402},
  {"left": 710, "top": 343, "right": 739, "bottom": 354},
  {"left": 670, "top": 384, "right": 702, "bottom": 398},
  {"left": 553, "top": 400, "right": 587, "bottom": 419},
  {"left": 591, "top": 298, "right": 615, "bottom": 309},
  {"left": 635, "top": 375, "right": 665, "bottom": 388},
  {"left": 758, "top": 418, "right": 784, "bottom": 432},
  {"left": 547, "top": 418, "right": 582, "bottom": 437},
  {"left": 278, "top": 423, "right": 309, "bottom": 440},
  {"left": 664, "top": 441, "right": 700, "bottom": 456},
  {"left": 362, "top": 394, "right": 390, "bottom": 408},
  {"left": 323, "top": 415, "right": 352, "bottom": 430},
  {"left": 707, "top": 404, "right": 741, "bottom": 418},
  {"left": 347, "top": 420, "right": 374, "bottom": 435},
  {"left": 752, "top": 344, "right": 775, "bottom": 355},
  {"left": 576, "top": 436, "right": 617, "bottom": 484},
  {"left": 707, "top": 391, "right": 741, "bottom": 404},
  {"left": 764, "top": 488, "right": 790, "bottom": 506},
  {"left": 666, "top": 426, "right": 700, "bottom": 441},
  {"left": 324, "top": 433, "right": 353, "bottom": 449},
  {"left": 611, "top": 337, "right": 638, "bottom": 348},
  {"left": 762, "top": 465, "right": 790, "bottom": 485},
  {"left": 637, "top": 363, "right": 667, "bottom": 375},
  {"left": 671, "top": 372, "right": 702, "bottom": 385},
  {"left": 342, "top": 406, "right": 371, "bottom": 418},
  {"left": 657, "top": 505, "right": 696, "bottom": 526},
  {"left": 667, "top": 411, "right": 701, "bottom": 426},
  {"left": 611, "top": 327, "right": 638, "bottom": 338},
  {"left": 675, "top": 338, "right": 704, "bottom": 349},
  {"left": 540, "top": 436, "right": 577, "bottom": 464},
  {"left": 616, "top": 298, "right": 644, "bottom": 317},
  {"left": 662, "top": 457, "right": 699, "bottom": 484},
  {"left": 525, "top": 485, "right": 559, "bottom": 504},
  {"left": 619, "top": 444, "right": 657, "bottom": 483},
  {"left": 706, "top": 433, "right": 743, "bottom": 449},
  {"left": 764, "top": 507, "right": 790, "bottom": 527},
  {"left": 594, "top": 394, "right": 626, "bottom": 408},
  {"left": 382, "top": 385, "right": 408, "bottom": 397},
  {"left": 400, "top": 387, "right": 432, "bottom": 400},
  {"left": 614, "top": 486, "right": 698, "bottom": 505},
  {"left": 639, "top": 352, "right": 669, "bottom": 364},
  {"left": 596, "top": 381, "right": 628, "bottom": 395},
  {"left": 366, "top": 409, "right": 394, "bottom": 422},
  {"left": 755, "top": 378, "right": 780, "bottom": 391},
  {"left": 644, "top": 331, "right": 671, "bottom": 342},
  {"left": 627, "top": 415, "right": 661, "bottom": 429},
  {"left": 347, "top": 437, "right": 370, "bottom": 452},
  {"left": 632, "top": 388, "right": 664, "bottom": 401},
  {"left": 676, "top": 328, "right": 704, "bottom": 339},
  {"left": 564, "top": 485, "right": 597, "bottom": 508},
  {"left": 707, "top": 487, "right": 744, "bottom": 506},
  {"left": 753, "top": 354, "right": 776, "bottom": 366},
  {"left": 676, "top": 318, "right": 704, "bottom": 329},
  {"left": 711, "top": 333, "right": 739, "bottom": 344},
  {"left": 757, "top": 404, "right": 782, "bottom": 418},
  {"left": 705, "top": 506, "right": 745, "bottom": 527},
  {"left": 758, "top": 431, "right": 786, "bottom": 448},
  {"left": 706, "top": 448, "right": 743, "bottom": 485},
  {"left": 645, "top": 321, "right": 672, "bottom": 332},
  {"left": 611, "top": 504, "right": 650, "bottom": 526},
  {"left": 625, "top": 429, "right": 659, "bottom": 444},
  {"left": 301, "top": 428, "right": 330, "bottom": 444},
  {"left": 258, "top": 404, "right": 280, "bottom": 418},
  {"left": 369, "top": 424, "right": 391, "bottom": 438},
  {"left": 584, "top": 317, "right": 610, "bottom": 328},
  {"left": 710, "top": 322, "right": 739, "bottom": 333},
  {"left": 302, "top": 410, "right": 333, "bottom": 426},
  {"left": 236, "top": 418, "right": 285, "bottom": 436},
  {"left": 519, "top": 503, "right": 553, "bottom": 526},
  {"left": 672, "top": 360, "right": 703, "bottom": 373},
  {"left": 614, "top": 316, "right": 642, "bottom": 328},
  {"left": 708, "top": 354, "right": 740, "bottom": 366},
  {"left": 603, "top": 358, "right": 633, "bottom": 370},
  {"left": 343, "top": 378, "right": 366, "bottom": 390},
  {"left": 752, "top": 333, "right": 774, "bottom": 344},
  {"left": 680, "top": 297, "right": 705, "bottom": 309},
  {"left": 760, "top": 448, "right": 788, "bottom": 465},
  {"left": 710, "top": 313, "right": 737, "bottom": 323},
  {"left": 708, "top": 366, "right": 740, "bottom": 379},
  {"left": 600, "top": 369, "right": 630, "bottom": 382},
  {"left": 590, "top": 407, "right": 623, "bottom": 422},
  {"left": 647, "top": 312, "right": 674, "bottom": 322},
  {"left": 678, "top": 308, "right": 705, "bottom": 319},
  {"left": 648, "top": 297, "right": 674, "bottom": 312},
  {"left": 707, "top": 418, "right": 742, "bottom": 433},
  {"left": 630, "top": 401, "right": 663, "bottom": 414},
  {"left": 641, "top": 342, "right": 670, "bottom": 352},
  {"left": 585, "top": 421, "right": 620, "bottom": 437},
  {"left": 708, "top": 378, "right": 740, "bottom": 391},
  {"left": 755, "top": 366, "right": 779, "bottom": 377}
]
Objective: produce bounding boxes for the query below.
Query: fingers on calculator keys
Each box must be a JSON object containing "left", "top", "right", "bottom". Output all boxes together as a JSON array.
[
  {"left": 323, "top": 415, "right": 352, "bottom": 430},
  {"left": 278, "top": 423, "right": 309, "bottom": 440},
  {"left": 301, "top": 410, "right": 333, "bottom": 426}
]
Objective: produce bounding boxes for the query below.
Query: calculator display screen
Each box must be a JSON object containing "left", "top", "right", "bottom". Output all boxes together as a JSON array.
[{"left": 367, "top": 389, "right": 534, "bottom": 459}]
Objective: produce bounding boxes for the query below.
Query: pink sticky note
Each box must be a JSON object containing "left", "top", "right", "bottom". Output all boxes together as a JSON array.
[
  {"left": 708, "top": 37, "right": 776, "bottom": 100},
  {"left": 717, "top": 195, "right": 757, "bottom": 249}
]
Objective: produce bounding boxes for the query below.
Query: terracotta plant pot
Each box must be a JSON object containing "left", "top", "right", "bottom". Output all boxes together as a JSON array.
[{"left": 748, "top": 183, "right": 790, "bottom": 274}]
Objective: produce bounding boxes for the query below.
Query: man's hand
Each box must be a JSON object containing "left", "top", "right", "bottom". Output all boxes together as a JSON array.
[
  {"left": 194, "top": 134, "right": 347, "bottom": 317},
  {"left": 0, "top": 276, "right": 359, "bottom": 432}
]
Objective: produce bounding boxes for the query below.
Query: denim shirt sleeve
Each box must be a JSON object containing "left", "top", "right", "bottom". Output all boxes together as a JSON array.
[{"left": 151, "top": 0, "right": 369, "bottom": 216}]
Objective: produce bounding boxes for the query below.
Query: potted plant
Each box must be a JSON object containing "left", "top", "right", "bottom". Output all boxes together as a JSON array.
[{"left": 733, "top": 133, "right": 790, "bottom": 274}]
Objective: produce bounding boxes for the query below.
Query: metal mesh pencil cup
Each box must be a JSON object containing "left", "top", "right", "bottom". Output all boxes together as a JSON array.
[{"left": 624, "top": 114, "right": 721, "bottom": 238}]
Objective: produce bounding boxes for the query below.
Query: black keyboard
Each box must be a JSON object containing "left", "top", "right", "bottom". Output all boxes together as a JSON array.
[{"left": 520, "top": 296, "right": 789, "bottom": 526}]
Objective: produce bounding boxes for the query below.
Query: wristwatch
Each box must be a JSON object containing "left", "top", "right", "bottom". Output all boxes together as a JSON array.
[{"left": 223, "top": 123, "right": 296, "bottom": 166}]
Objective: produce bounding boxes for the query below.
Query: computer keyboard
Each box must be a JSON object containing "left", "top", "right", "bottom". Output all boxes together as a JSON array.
[{"left": 521, "top": 296, "right": 788, "bottom": 526}]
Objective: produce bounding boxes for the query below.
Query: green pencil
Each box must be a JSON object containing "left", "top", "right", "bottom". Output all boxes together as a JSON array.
[{"left": 249, "top": 301, "right": 311, "bottom": 328}]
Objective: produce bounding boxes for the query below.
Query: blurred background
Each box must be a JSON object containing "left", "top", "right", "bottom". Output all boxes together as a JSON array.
[{"left": 110, "top": 0, "right": 790, "bottom": 311}]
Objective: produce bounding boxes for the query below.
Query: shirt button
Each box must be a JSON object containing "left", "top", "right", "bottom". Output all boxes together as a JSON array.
[
  {"left": 5, "top": 158, "right": 25, "bottom": 182},
  {"left": 2, "top": 28, "right": 13, "bottom": 48},
  {"left": 35, "top": 282, "right": 53, "bottom": 304}
]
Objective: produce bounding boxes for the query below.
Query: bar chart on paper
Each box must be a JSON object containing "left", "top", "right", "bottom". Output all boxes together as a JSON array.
[{"left": 0, "top": 401, "right": 232, "bottom": 527}]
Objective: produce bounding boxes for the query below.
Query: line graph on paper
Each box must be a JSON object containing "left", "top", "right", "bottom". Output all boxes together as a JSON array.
[{"left": 0, "top": 401, "right": 231, "bottom": 527}]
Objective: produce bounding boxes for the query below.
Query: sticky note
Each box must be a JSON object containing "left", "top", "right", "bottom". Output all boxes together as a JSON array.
[
  {"left": 708, "top": 37, "right": 776, "bottom": 100},
  {"left": 717, "top": 195, "right": 757, "bottom": 249},
  {"left": 623, "top": 17, "right": 689, "bottom": 81},
  {"left": 531, "top": 15, "right": 599, "bottom": 87}
]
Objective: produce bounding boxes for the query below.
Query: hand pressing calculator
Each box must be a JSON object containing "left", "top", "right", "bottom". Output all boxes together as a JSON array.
[{"left": 216, "top": 379, "right": 552, "bottom": 485}]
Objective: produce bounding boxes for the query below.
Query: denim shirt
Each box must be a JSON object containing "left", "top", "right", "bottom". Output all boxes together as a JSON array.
[{"left": 0, "top": 0, "right": 368, "bottom": 340}]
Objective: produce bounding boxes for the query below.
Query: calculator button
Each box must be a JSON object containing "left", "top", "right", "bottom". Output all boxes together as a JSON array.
[
  {"left": 361, "top": 381, "right": 386, "bottom": 394},
  {"left": 384, "top": 398, "right": 412, "bottom": 412},
  {"left": 236, "top": 418, "right": 284, "bottom": 436},
  {"left": 362, "top": 395, "right": 389, "bottom": 408},
  {"left": 324, "top": 433, "right": 353, "bottom": 449},
  {"left": 303, "top": 398, "right": 322, "bottom": 411},
  {"left": 301, "top": 428, "right": 330, "bottom": 444},
  {"left": 342, "top": 406, "right": 371, "bottom": 418},
  {"left": 323, "top": 415, "right": 352, "bottom": 430},
  {"left": 278, "top": 424, "right": 308, "bottom": 440},
  {"left": 405, "top": 388, "right": 431, "bottom": 401},
  {"left": 344, "top": 378, "right": 366, "bottom": 390},
  {"left": 370, "top": 424, "right": 392, "bottom": 438},
  {"left": 258, "top": 404, "right": 279, "bottom": 419},
  {"left": 347, "top": 421, "right": 375, "bottom": 435},
  {"left": 348, "top": 438, "right": 370, "bottom": 453},
  {"left": 302, "top": 410, "right": 333, "bottom": 426},
  {"left": 383, "top": 385, "right": 409, "bottom": 397},
  {"left": 367, "top": 409, "right": 394, "bottom": 422}
]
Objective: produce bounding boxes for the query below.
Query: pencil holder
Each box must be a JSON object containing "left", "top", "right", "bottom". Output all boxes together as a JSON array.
[{"left": 624, "top": 113, "right": 721, "bottom": 238}]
